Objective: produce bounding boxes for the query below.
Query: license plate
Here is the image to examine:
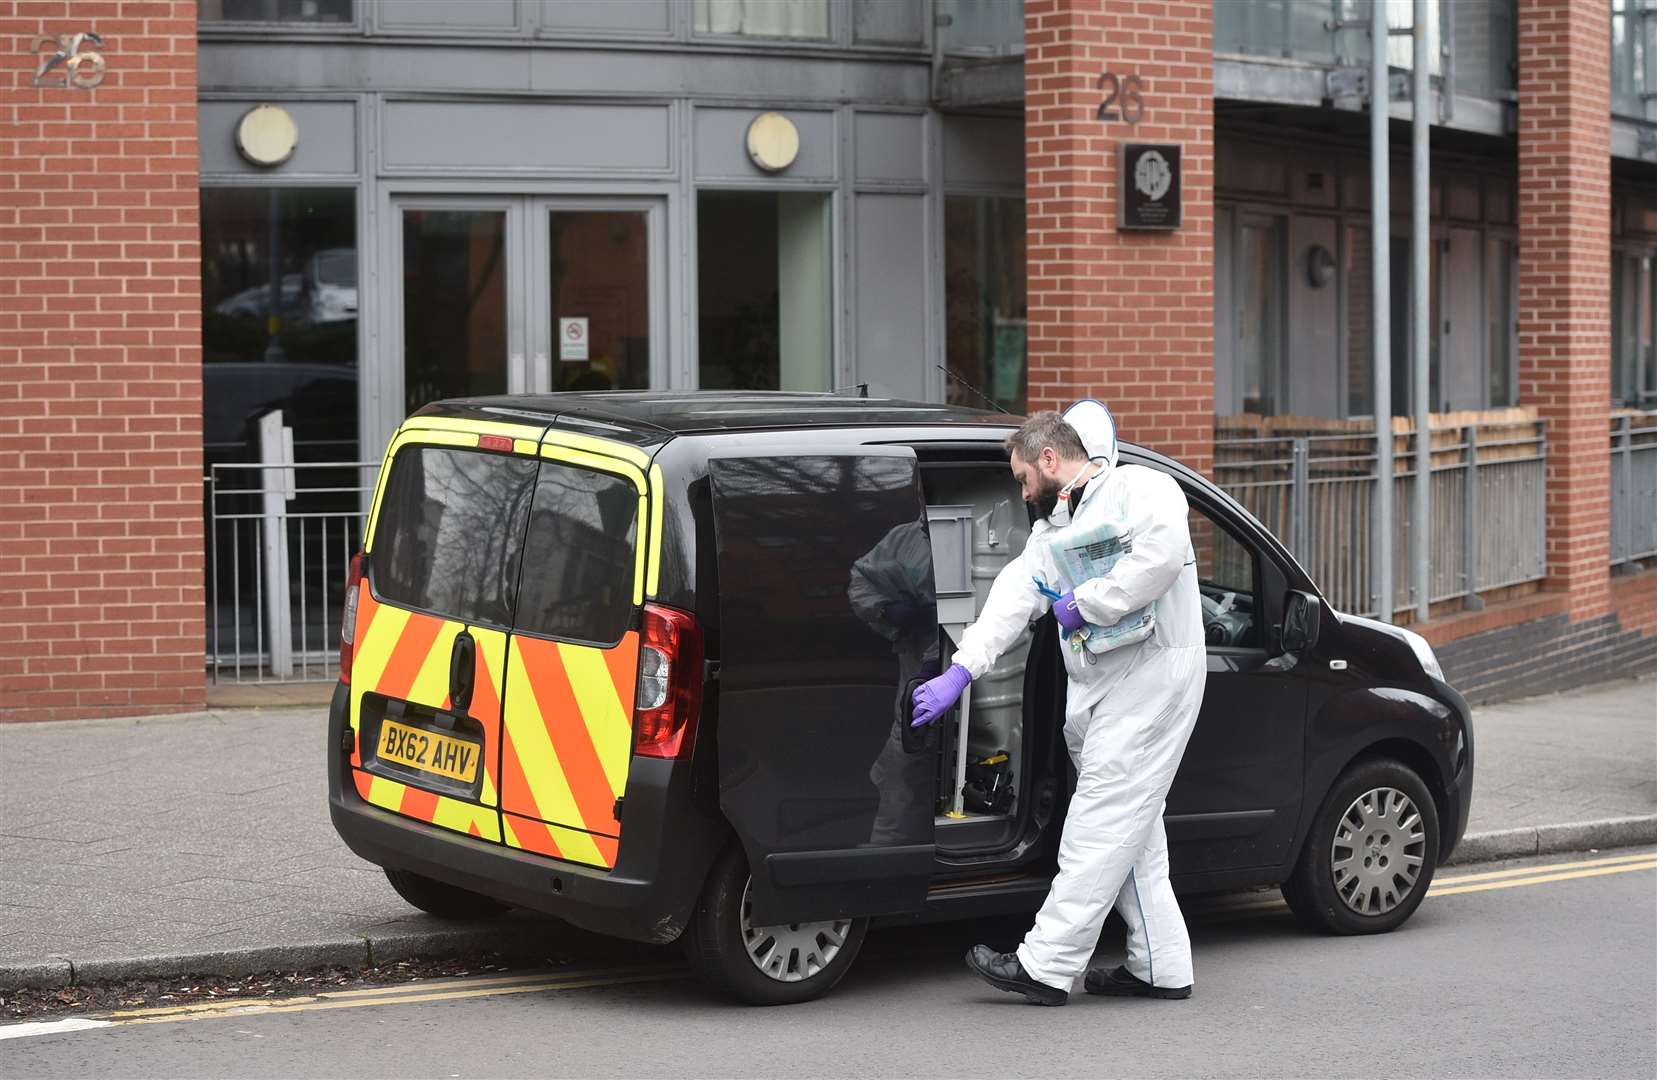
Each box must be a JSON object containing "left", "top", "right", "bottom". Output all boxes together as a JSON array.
[{"left": 376, "top": 719, "right": 480, "bottom": 785}]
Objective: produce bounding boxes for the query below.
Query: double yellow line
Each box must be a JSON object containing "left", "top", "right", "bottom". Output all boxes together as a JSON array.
[
  {"left": 98, "top": 964, "right": 683, "bottom": 1028},
  {"left": 1196, "top": 849, "right": 1657, "bottom": 920}
]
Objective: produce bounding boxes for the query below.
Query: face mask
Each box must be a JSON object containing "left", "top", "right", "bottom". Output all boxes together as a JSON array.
[{"left": 1042, "top": 459, "right": 1097, "bottom": 527}]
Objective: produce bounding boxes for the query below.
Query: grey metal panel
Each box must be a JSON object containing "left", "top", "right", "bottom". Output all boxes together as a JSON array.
[
  {"left": 540, "top": 0, "right": 673, "bottom": 35},
  {"left": 381, "top": 101, "right": 671, "bottom": 174},
  {"left": 853, "top": 192, "right": 928, "bottom": 400},
  {"left": 933, "top": 55, "right": 1023, "bottom": 108},
  {"left": 694, "top": 107, "right": 835, "bottom": 182},
  {"left": 1288, "top": 215, "right": 1340, "bottom": 417},
  {"left": 199, "top": 43, "right": 932, "bottom": 105},
  {"left": 941, "top": 114, "right": 1021, "bottom": 190},
  {"left": 853, "top": 0, "right": 925, "bottom": 45},
  {"left": 854, "top": 112, "right": 925, "bottom": 185},
  {"left": 199, "top": 99, "right": 358, "bottom": 176},
  {"left": 377, "top": 0, "right": 520, "bottom": 31}
]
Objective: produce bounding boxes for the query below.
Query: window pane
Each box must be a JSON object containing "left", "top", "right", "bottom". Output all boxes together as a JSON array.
[
  {"left": 402, "top": 209, "right": 508, "bottom": 414},
  {"left": 1486, "top": 237, "right": 1514, "bottom": 407},
  {"left": 549, "top": 211, "right": 650, "bottom": 392},
  {"left": 1346, "top": 224, "right": 1372, "bottom": 417},
  {"left": 694, "top": 0, "right": 828, "bottom": 38},
  {"left": 698, "top": 191, "right": 832, "bottom": 391},
  {"left": 945, "top": 195, "right": 1027, "bottom": 414},
  {"left": 203, "top": 0, "right": 353, "bottom": 22},
  {"left": 201, "top": 187, "right": 358, "bottom": 463},
  {"left": 515, "top": 464, "right": 640, "bottom": 645},
  {"left": 372, "top": 447, "right": 538, "bottom": 629},
  {"left": 1188, "top": 503, "right": 1261, "bottom": 649},
  {"left": 1237, "top": 217, "right": 1284, "bottom": 415}
]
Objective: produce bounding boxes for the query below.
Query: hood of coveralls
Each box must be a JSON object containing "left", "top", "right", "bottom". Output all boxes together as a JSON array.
[{"left": 1062, "top": 398, "right": 1120, "bottom": 474}]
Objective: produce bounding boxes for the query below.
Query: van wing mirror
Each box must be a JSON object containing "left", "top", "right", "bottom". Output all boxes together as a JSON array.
[{"left": 1279, "top": 591, "right": 1321, "bottom": 654}]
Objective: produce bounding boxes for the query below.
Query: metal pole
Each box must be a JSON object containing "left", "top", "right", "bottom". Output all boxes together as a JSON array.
[
  {"left": 1371, "top": 0, "right": 1394, "bottom": 621},
  {"left": 1412, "top": 0, "right": 1431, "bottom": 623}
]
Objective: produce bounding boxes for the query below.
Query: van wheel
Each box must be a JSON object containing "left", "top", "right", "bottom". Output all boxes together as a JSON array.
[
  {"left": 682, "top": 846, "right": 868, "bottom": 1006},
  {"left": 1281, "top": 758, "right": 1440, "bottom": 935},
  {"left": 383, "top": 866, "right": 508, "bottom": 920}
]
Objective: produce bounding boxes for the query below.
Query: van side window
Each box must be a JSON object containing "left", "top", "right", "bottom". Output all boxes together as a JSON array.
[
  {"left": 514, "top": 462, "right": 639, "bottom": 645},
  {"left": 373, "top": 446, "right": 537, "bottom": 628},
  {"left": 1187, "top": 500, "right": 1261, "bottom": 649}
]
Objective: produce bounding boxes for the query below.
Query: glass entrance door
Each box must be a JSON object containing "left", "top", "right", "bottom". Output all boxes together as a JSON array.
[{"left": 536, "top": 205, "right": 654, "bottom": 393}]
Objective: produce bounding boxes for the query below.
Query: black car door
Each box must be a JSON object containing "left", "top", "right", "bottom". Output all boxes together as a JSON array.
[
  {"left": 1164, "top": 488, "right": 1308, "bottom": 875},
  {"left": 709, "top": 448, "right": 938, "bottom": 925}
]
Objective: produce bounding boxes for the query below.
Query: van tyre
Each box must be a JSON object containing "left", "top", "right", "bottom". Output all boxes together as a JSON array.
[
  {"left": 383, "top": 866, "right": 508, "bottom": 920},
  {"left": 683, "top": 846, "right": 869, "bottom": 1006},
  {"left": 1282, "top": 758, "right": 1440, "bottom": 935}
]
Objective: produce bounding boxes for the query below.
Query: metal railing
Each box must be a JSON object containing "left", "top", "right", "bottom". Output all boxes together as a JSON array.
[
  {"left": 1214, "top": 417, "right": 1547, "bottom": 618},
  {"left": 206, "top": 460, "right": 376, "bottom": 683},
  {"left": 1611, "top": 413, "right": 1657, "bottom": 568}
]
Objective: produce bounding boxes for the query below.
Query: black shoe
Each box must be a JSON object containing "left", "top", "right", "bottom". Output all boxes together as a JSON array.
[
  {"left": 1082, "top": 964, "right": 1192, "bottom": 1000},
  {"left": 964, "top": 945, "right": 1068, "bottom": 1006}
]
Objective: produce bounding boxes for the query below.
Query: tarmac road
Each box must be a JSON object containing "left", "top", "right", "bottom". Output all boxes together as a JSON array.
[{"left": 3, "top": 849, "right": 1654, "bottom": 1080}]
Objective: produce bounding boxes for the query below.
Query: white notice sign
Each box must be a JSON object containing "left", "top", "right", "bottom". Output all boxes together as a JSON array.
[{"left": 559, "top": 317, "right": 590, "bottom": 362}]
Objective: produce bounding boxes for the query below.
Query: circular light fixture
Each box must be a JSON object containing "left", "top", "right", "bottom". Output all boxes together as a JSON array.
[
  {"left": 235, "top": 104, "right": 299, "bottom": 168},
  {"left": 745, "top": 112, "right": 800, "bottom": 173},
  {"left": 1306, "top": 244, "right": 1336, "bottom": 288}
]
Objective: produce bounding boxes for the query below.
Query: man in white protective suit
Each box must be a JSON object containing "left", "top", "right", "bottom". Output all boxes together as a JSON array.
[{"left": 910, "top": 402, "right": 1207, "bottom": 1006}]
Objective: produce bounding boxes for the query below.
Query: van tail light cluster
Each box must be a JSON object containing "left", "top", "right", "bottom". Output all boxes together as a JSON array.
[
  {"left": 633, "top": 603, "right": 704, "bottom": 760},
  {"left": 339, "top": 551, "right": 364, "bottom": 685}
]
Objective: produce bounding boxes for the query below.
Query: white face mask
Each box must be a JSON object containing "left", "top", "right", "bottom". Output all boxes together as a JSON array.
[{"left": 1047, "top": 458, "right": 1101, "bottom": 527}]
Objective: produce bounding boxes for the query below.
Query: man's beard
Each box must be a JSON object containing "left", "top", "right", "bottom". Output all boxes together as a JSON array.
[{"left": 1030, "top": 473, "right": 1064, "bottom": 521}]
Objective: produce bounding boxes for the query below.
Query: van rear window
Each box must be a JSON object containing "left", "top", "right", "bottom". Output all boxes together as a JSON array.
[
  {"left": 515, "top": 462, "right": 639, "bottom": 645},
  {"left": 372, "top": 446, "right": 538, "bottom": 628}
]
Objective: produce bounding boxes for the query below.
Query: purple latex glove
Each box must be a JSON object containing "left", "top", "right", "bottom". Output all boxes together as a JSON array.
[
  {"left": 911, "top": 662, "right": 972, "bottom": 727},
  {"left": 1053, "top": 591, "right": 1087, "bottom": 634}
]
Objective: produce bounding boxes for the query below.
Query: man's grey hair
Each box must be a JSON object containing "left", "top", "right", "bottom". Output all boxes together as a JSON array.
[{"left": 1005, "top": 410, "right": 1088, "bottom": 465}]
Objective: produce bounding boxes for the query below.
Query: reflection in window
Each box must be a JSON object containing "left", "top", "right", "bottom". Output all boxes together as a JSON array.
[
  {"left": 402, "top": 209, "right": 508, "bottom": 414},
  {"left": 1486, "top": 238, "right": 1515, "bottom": 407},
  {"left": 549, "top": 211, "right": 650, "bottom": 392},
  {"left": 945, "top": 196, "right": 1027, "bottom": 414},
  {"left": 698, "top": 191, "right": 832, "bottom": 391},
  {"left": 694, "top": 0, "right": 828, "bottom": 39},
  {"left": 373, "top": 447, "right": 539, "bottom": 630},
  {"left": 200, "top": 0, "right": 353, "bottom": 22},
  {"left": 1187, "top": 503, "right": 1260, "bottom": 649},
  {"left": 515, "top": 464, "right": 639, "bottom": 645},
  {"left": 1237, "top": 215, "right": 1285, "bottom": 415},
  {"left": 200, "top": 187, "right": 358, "bottom": 463}
]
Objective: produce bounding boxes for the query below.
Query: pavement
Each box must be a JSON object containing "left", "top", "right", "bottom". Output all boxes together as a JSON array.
[{"left": 1, "top": 676, "right": 1653, "bottom": 993}]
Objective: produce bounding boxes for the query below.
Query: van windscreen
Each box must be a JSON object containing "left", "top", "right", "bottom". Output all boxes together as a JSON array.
[
  {"left": 515, "top": 462, "right": 639, "bottom": 645},
  {"left": 372, "top": 446, "right": 538, "bottom": 628}
]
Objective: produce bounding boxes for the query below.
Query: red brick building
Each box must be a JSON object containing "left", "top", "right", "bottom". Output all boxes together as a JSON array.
[{"left": 1, "top": 0, "right": 1652, "bottom": 721}]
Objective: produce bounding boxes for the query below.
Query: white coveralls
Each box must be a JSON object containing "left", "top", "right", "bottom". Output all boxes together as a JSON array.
[{"left": 952, "top": 401, "right": 1207, "bottom": 992}]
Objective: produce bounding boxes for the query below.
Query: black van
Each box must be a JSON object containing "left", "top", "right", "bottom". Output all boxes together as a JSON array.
[{"left": 328, "top": 392, "right": 1474, "bottom": 1005}]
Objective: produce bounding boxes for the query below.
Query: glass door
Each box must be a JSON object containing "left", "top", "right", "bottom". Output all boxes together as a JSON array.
[
  {"left": 396, "top": 199, "right": 528, "bottom": 417},
  {"left": 532, "top": 202, "right": 658, "bottom": 393}
]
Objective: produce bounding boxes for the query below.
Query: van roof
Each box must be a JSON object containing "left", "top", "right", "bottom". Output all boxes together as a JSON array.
[{"left": 413, "top": 391, "right": 1019, "bottom": 437}]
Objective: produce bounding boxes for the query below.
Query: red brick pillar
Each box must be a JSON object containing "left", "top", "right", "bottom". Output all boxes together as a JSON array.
[
  {"left": 1, "top": 1, "right": 205, "bottom": 721},
  {"left": 1024, "top": 0, "right": 1214, "bottom": 475},
  {"left": 1517, "top": 0, "right": 1612, "bottom": 620}
]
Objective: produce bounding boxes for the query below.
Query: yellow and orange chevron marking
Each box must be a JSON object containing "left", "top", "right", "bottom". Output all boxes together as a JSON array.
[
  {"left": 352, "top": 770, "right": 502, "bottom": 843},
  {"left": 499, "top": 632, "right": 639, "bottom": 870}
]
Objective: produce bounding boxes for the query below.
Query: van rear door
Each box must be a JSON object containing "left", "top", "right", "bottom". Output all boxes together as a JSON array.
[
  {"left": 348, "top": 425, "right": 544, "bottom": 845},
  {"left": 710, "top": 447, "right": 938, "bottom": 926}
]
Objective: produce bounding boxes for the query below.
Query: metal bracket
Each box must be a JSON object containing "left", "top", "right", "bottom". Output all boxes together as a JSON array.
[{"left": 1327, "top": 67, "right": 1368, "bottom": 101}]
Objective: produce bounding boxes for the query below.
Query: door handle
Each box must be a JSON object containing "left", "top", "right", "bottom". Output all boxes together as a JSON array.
[{"left": 449, "top": 631, "right": 476, "bottom": 714}]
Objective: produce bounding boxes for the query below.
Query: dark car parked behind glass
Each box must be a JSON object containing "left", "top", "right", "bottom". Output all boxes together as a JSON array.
[{"left": 328, "top": 393, "right": 1474, "bottom": 1006}]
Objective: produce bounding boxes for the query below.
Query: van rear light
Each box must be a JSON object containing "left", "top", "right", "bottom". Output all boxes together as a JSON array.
[
  {"left": 339, "top": 552, "right": 364, "bottom": 685},
  {"left": 633, "top": 604, "right": 703, "bottom": 760}
]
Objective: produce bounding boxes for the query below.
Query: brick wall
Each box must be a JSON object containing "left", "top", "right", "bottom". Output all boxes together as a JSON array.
[
  {"left": 0, "top": 1, "right": 204, "bottom": 721},
  {"left": 1024, "top": 0, "right": 1214, "bottom": 475},
  {"left": 1517, "top": 0, "right": 1612, "bottom": 621}
]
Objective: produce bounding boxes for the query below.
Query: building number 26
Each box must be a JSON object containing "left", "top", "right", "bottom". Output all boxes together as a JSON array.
[{"left": 1097, "top": 72, "right": 1145, "bottom": 125}]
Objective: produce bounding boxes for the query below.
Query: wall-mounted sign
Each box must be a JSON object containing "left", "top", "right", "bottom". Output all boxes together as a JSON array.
[
  {"left": 32, "top": 32, "right": 106, "bottom": 89},
  {"left": 559, "top": 317, "right": 590, "bottom": 362},
  {"left": 745, "top": 112, "right": 800, "bottom": 173},
  {"left": 236, "top": 104, "right": 299, "bottom": 167},
  {"left": 1118, "top": 143, "right": 1181, "bottom": 232}
]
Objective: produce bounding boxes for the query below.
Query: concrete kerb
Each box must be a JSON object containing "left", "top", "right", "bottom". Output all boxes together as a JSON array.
[{"left": 5, "top": 818, "right": 1653, "bottom": 994}]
